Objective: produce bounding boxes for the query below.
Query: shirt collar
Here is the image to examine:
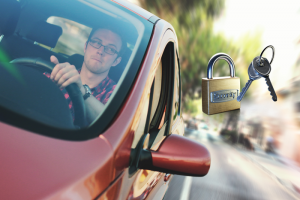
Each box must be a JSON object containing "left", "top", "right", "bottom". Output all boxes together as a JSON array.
[{"left": 78, "top": 69, "right": 112, "bottom": 90}]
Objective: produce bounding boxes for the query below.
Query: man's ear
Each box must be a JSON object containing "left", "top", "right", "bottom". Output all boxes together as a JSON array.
[{"left": 112, "top": 57, "right": 122, "bottom": 67}]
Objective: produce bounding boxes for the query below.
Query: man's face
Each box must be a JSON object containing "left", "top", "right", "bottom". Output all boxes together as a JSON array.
[{"left": 83, "top": 29, "right": 122, "bottom": 74}]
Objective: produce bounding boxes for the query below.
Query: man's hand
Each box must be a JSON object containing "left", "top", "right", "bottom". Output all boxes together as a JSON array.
[
  {"left": 50, "top": 55, "right": 106, "bottom": 124},
  {"left": 50, "top": 55, "right": 85, "bottom": 94}
]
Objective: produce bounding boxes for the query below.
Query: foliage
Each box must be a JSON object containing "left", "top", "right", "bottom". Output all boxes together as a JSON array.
[
  {"left": 139, "top": 0, "right": 262, "bottom": 112},
  {"left": 139, "top": 0, "right": 224, "bottom": 21},
  {"left": 184, "top": 96, "right": 202, "bottom": 116}
]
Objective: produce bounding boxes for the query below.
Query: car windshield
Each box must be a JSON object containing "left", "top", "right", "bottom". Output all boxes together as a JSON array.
[{"left": 0, "top": 0, "right": 152, "bottom": 136}]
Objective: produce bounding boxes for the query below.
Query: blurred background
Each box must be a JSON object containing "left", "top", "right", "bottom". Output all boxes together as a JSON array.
[{"left": 132, "top": 0, "right": 300, "bottom": 199}]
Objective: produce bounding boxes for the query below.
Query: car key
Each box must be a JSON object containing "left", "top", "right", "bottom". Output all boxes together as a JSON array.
[
  {"left": 236, "top": 61, "right": 261, "bottom": 102},
  {"left": 253, "top": 55, "right": 277, "bottom": 101},
  {"left": 237, "top": 45, "right": 277, "bottom": 102}
]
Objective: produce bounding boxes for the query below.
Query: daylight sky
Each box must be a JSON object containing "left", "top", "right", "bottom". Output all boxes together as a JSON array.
[{"left": 214, "top": 0, "right": 300, "bottom": 90}]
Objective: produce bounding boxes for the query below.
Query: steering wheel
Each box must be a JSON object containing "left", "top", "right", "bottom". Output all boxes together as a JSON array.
[{"left": 10, "top": 57, "right": 86, "bottom": 128}]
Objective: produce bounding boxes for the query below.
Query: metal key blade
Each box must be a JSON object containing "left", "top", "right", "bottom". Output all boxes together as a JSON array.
[
  {"left": 237, "top": 79, "right": 253, "bottom": 102},
  {"left": 264, "top": 76, "right": 277, "bottom": 101}
]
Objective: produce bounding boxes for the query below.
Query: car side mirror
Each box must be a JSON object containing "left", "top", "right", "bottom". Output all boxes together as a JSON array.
[{"left": 138, "top": 134, "right": 210, "bottom": 176}]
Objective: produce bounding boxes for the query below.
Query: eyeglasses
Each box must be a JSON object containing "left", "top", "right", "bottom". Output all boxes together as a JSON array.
[{"left": 88, "top": 39, "right": 119, "bottom": 55}]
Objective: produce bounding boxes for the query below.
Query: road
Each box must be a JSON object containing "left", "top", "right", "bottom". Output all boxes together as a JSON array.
[{"left": 163, "top": 129, "right": 298, "bottom": 200}]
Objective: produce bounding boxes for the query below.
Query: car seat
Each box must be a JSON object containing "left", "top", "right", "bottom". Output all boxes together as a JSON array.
[
  {"left": 0, "top": 0, "right": 21, "bottom": 40},
  {"left": 1, "top": 20, "right": 67, "bottom": 63},
  {"left": 26, "top": 21, "right": 63, "bottom": 50}
]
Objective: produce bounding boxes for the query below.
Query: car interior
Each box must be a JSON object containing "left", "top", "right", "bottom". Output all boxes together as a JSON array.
[{"left": 0, "top": 0, "right": 139, "bottom": 130}]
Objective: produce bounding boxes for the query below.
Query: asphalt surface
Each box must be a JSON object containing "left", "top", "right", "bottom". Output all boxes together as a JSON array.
[{"left": 163, "top": 129, "right": 298, "bottom": 200}]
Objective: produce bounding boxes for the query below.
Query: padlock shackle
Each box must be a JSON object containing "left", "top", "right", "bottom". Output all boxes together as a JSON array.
[{"left": 207, "top": 53, "right": 235, "bottom": 79}]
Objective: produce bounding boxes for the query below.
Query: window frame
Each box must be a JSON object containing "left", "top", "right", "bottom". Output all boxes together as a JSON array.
[
  {"left": 147, "top": 42, "right": 176, "bottom": 149},
  {"left": 129, "top": 41, "right": 176, "bottom": 176},
  {"left": 172, "top": 49, "right": 182, "bottom": 122}
]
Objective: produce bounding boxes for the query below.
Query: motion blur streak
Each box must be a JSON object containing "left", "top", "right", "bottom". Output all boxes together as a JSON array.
[{"left": 164, "top": 131, "right": 298, "bottom": 200}]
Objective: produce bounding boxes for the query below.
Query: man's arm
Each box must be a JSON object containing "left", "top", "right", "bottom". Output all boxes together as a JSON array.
[
  {"left": 79, "top": 89, "right": 105, "bottom": 124},
  {"left": 50, "top": 55, "right": 104, "bottom": 124}
]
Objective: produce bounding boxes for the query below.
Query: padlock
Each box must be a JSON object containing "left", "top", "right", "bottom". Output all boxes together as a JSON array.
[{"left": 202, "top": 53, "right": 240, "bottom": 115}]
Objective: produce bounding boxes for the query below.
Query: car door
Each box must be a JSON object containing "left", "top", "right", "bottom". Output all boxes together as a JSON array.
[{"left": 127, "top": 29, "right": 182, "bottom": 199}]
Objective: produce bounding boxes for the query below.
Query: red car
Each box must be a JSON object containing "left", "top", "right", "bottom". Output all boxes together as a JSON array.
[{"left": 0, "top": 0, "right": 211, "bottom": 199}]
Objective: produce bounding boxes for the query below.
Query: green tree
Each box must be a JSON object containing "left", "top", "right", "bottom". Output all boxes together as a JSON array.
[{"left": 140, "top": 0, "right": 261, "bottom": 112}]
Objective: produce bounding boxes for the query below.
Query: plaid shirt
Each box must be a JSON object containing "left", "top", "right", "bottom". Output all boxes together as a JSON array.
[{"left": 44, "top": 71, "right": 116, "bottom": 119}]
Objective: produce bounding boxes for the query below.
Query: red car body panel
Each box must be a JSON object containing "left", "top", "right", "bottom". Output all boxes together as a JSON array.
[{"left": 0, "top": 123, "right": 114, "bottom": 200}]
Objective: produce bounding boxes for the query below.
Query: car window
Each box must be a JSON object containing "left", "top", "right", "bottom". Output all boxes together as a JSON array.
[
  {"left": 131, "top": 91, "right": 150, "bottom": 149},
  {"left": 172, "top": 50, "right": 181, "bottom": 122},
  {"left": 148, "top": 60, "right": 167, "bottom": 150},
  {"left": 147, "top": 42, "right": 175, "bottom": 149},
  {"left": 131, "top": 41, "right": 175, "bottom": 150},
  {"left": 0, "top": 0, "right": 153, "bottom": 139},
  {"left": 47, "top": 16, "right": 92, "bottom": 56}
]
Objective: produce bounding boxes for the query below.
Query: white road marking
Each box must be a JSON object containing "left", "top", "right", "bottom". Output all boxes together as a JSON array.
[{"left": 180, "top": 176, "right": 193, "bottom": 200}]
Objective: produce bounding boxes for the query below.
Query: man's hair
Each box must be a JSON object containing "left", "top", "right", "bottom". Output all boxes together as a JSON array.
[{"left": 87, "top": 25, "right": 127, "bottom": 58}]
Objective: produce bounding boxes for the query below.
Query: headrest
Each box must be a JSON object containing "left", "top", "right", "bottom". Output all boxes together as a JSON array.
[
  {"left": 26, "top": 21, "right": 63, "bottom": 48},
  {"left": 0, "top": 0, "right": 21, "bottom": 37}
]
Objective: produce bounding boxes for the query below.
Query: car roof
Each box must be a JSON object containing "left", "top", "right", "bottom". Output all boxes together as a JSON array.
[{"left": 20, "top": 0, "right": 156, "bottom": 21}]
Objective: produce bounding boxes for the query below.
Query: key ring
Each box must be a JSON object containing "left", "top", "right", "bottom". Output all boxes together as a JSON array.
[{"left": 258, "top": 45, "right": 275, "bottom": 65}]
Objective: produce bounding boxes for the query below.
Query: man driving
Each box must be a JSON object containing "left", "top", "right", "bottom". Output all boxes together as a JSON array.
[{"left": 48, "top": 26, "right": 125, "bottom": 124}]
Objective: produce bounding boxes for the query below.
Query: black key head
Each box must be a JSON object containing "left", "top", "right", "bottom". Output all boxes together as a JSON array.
[
  {"left": 248, "top": 62, "right": 261, "bottom": 80},
  {"left": 252, "top": 56, "right": 271, "bottom": 77}
]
